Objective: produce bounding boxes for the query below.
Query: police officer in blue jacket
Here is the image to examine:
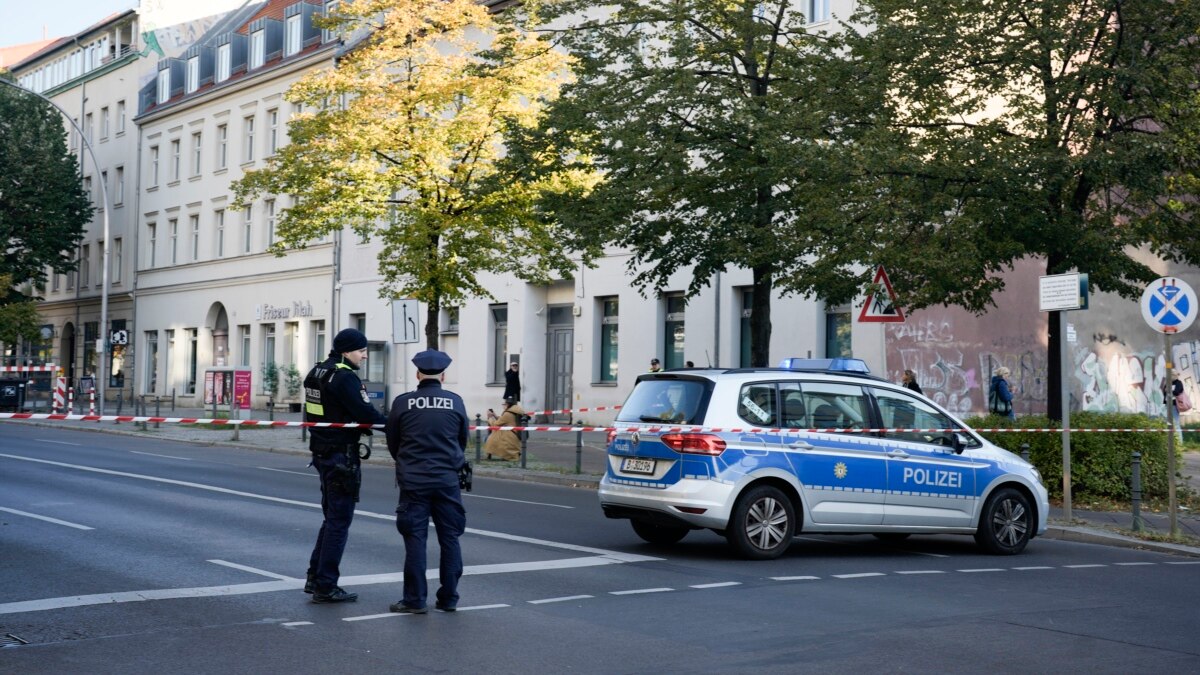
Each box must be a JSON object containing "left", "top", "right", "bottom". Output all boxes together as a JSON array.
[
  {"left": 385, "top": 349, "right": 469, "bottom": 614},
  {"left": 303, "top": 328, "right": 387, "bottom": 603}
]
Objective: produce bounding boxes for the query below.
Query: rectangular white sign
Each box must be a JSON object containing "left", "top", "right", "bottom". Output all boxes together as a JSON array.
[
  {"left": 1039, "top": 273, "right": 1083, "bottom": 312},
  {"left": 391, "top": 299, "right": 421, "bottom": 344}
]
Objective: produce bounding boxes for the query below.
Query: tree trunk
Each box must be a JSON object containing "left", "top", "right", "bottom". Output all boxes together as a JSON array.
[
  {"left": 750, "top": 265, "right": 773, "bottom": 367},
  {"left": 425, "top": 296, "right": 440, "bottom": 350}
]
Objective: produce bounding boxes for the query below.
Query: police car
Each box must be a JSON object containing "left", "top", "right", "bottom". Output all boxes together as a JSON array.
[{"left": 599, "top": 359, "right": 1049, "bottom": 560}]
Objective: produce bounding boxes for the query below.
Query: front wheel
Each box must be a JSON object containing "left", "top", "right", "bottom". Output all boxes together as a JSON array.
[
  {"left": 725, "top": 485, "right": 796, "bottom": 560},
  {"left": 630, "top": 519, "right": 689, "bottom": 545},
  {"left": 974, "top": 486, "right": 1033, "bottom": 555}
]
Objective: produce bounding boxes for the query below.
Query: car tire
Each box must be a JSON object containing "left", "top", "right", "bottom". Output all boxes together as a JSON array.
[
  {"left": 725, "top": 485, "right": 795, "bottom": 560},
  {"left": 872, "top": 533, "right": 911, "bottom": 542},
  {"left": 974, "top": 486, "right": 1033, "bottom": 555},
  {"left": 630, "top": 519, "right": 690, "bottom": 545}
]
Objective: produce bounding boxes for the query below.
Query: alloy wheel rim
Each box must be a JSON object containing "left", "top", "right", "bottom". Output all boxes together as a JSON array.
[
  {"left": 746, "top": 497, "right": 788, "bottom": 550},
  {"left": 991, "top": 498, "right": 1028, "bottom": 546}
]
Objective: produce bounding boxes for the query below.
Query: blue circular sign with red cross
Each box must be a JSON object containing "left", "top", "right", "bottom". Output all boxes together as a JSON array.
[{"left": 1141, "top": 277, "right": 1196, "bottom": 334}]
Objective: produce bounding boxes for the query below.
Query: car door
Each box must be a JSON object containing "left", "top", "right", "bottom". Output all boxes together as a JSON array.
[
  {"left": 872, "top": 387, "right": 978, "bottom": 527},
  {"left": 783, "top": 381, "right": 885, "bottom": 526}
]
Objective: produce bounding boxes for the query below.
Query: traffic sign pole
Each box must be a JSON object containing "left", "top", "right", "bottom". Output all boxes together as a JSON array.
[
  {"left": 1165, "top": 333, "right": 1178, "bottom": 537},
  {"left": 1060, "top": 311, "right": 1072, "bottom": 521}
]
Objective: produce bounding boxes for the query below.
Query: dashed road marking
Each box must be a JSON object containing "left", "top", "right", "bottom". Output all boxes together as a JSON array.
[
  {"left": 35, "top": 439, "right": 81, "bottom": 446},
  {"left": 1064, "top": 564, "right": 1107, "bottom": 569},
  {"left": 282, "top": 621, "right": 312, "bottom": 627},
  {"left": 610, "top": 588, "right": 673, "bottom": 595},
  {"left": 1165, "top": 561, "right": 1200, "bottom": 565},
  {"left": 895, "top": 570, "right": 945, "bottom": 575},
  {"left": 690, "top": 582, "right": 741, "bottom": 589},
  {"left": 208, "top": 559, "right": 297, "bottom": 581},
  {"left": 957, "top": 568, "right": 1005, "bottom": 573},
  {"left": 833, "top": 573, "right": 886, "bottom": 579},
  {"left": 529, "top": 595, "right": 594, "bottom": 604},
  {"left": 1013, "top": 566, "right": 1054, "bottom": 571},
  {"left": 770, "top": 575, "right": 820, "bottom": 581},
  {"left": 0, "top": 506, "right": 93, "bottom": 530},
  {"left": 1114, "top": 562, "right": 1155, "bottom": 566}
]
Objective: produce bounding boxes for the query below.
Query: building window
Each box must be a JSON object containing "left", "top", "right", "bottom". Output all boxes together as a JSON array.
[
  {"left": 165, "top": 329, "right": 175, "bottom": 394},
  {"left": 80, "top": 244, "right": 90, "bottom": 288},
  {"left": 84, "top": 112, "right": 93, "bottom": 142},
  {"left": 191, "top": 132, "right": 202, "bottom": 175},
  {"left": 739, "top": 288, "right": 753, "bottom": 367},
  {"left": 52, "top": 268, "right": 60, "bottom": 291},
  {"left": 216, "top": 124, "right": 228, "bottom": 170},
  {"left": 83, "top": 175, "right": 92, "bottom": 206},
  {"left": 114, "top": 166, "right": 124, "bottom": 205},
  {"left": 491, "top": 305, "right": 508, "bottom": 383},
  {"left": 99, "top": 171, "right": 108, "bottom": 208},
  {"left": 600, "top": 297, "right": 618, "bottom": 382},
  {"left": 190, "top": 214, "right": 200, "bottom": 261},
  {"left": 116, "top": 100, "right": 125, "bottom": 134},
  {"left": 149, "top": 145, "right": 159, "bottom": 186},
  {"left": 157, "top": 69, "right": 170, "bottom": 104},
  {"left": 265, "top": 199, "right": 276, "bottom": 247},
  {"left": 313, "top": 320, "right": 326, "bottom": 364},
  {"left": 664, "top": 293, "right": 686, "bottom": 369},
  {"left": 243, "top": 205, "right": 253, "bottom": 253},
  {"left": 243, "top": 115, "right": 255, "bottom": 163},
  {"left": 825, "top": 307, "right": 852, "bottom": 358},
  {"left": 169, "top": 218, "right": 178, "bottom": 264},
  {"left": 250, "top": 30, "right": 265, "bottom": 69},
  {"left": 808, "top": 0, "right": 829, "bottom": 23},
  {"left": 285, "top": 15, "right": 302, "bottom": 57},
  {"left": 217, "top": 44, "right": 231, "bottom": 82},
  {"left": 267, "top": 108, "right": 279, "bottom": 155},
  {"left": 112, "top": 238, "right": 122, "bottom": 284},
  {"left": 170, "top": 139, "right": 180, "bottom": 181},
  {"left": 147, "top": 223, "right": 156, "bottom": 267},
  {"left": 323, "top": 1, "right": 340, "bottom": 43},
  {"left": 110, "top": 319, "right": 126, "bottom": 389},
  {"left": 215, "top": 209, "right": 225, "bottom": 257},
  {"left": 262, "top": 324, "right": 276, "bottom": 393},
  {"left": 239, "top": 325, "right": 251, "bottom": 367},
  {"left": 100, "top": 106, "right": 109, "bottom": 139},
  {"left": 186, "top": 328, "right": 198, "bottom": 394},
  {"left": 186, "top": 56, "right": 199, "bottom": 93},
  {"left": 351, "top": 313, "right": 366, "bottom": 333},
  {"left": 145, "top": 331, "right": 159, "bottom": 393}
]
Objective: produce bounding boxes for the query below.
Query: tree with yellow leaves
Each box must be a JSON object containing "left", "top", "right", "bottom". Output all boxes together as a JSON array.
[{"left": 233, "top": 0, "right": 597, "bottom": 347}]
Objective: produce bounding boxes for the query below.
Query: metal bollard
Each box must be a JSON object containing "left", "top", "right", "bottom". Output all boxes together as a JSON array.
[
  {"left": 576, "top": 429, "right": 583, "bottom": 474},
  {"left": 520, "top": 429, "right": 528, "bottom": 469},
  {"left": 1020, "top": 443, "right": 1030, "bottom": 462},
  {"left": 1131, "top": 451, "right": 1143, "bottom": 532},
  {"left": 268, "top": 397, "right": 275, "bottom": 422},
  {"left": 115, "top": 391, "right": 123, "bottom": 423},
  {"left": 474, "top": 414, "right": 483, "bottom": 462},
  {"left": 154, "top": 397, "right": 161, "bottom": 429},
  {"left": 232, "top": 399, "right": 240, "bottom": 442}
]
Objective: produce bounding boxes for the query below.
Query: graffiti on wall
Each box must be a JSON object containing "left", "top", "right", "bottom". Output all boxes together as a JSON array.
[{"left": 1074, "top": 339, "right": 1199, "bottom": 417}]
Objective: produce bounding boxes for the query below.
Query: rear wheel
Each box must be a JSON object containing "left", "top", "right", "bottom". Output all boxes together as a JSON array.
[
  {"left": 974, "top": 486, "right": 1033, "bottom": 555},
  {"left": 630, "top": 519, "right": 689, "bottom": 545},
  {"left": 725, "top": 485, "right": 796, "bottom": 560}
]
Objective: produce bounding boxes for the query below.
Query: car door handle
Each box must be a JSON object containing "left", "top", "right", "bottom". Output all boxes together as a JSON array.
[
  {"left": 788, "top": 440, "right": 814, "bottom": 450},
  {"left": 887, "top": 449, "right": 910, "bottom": 458}
]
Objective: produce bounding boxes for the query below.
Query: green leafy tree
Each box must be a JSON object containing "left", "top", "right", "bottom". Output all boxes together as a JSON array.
[
  {"left": 0, "top": 73, "right": 92, "bottom": 326},
  {"left": 0, "top": 274, "right": 39, "bottom": 346},
  {"left": 233, "top": 0, "right": 597, "bottom": 348},
  {"left": 826, "top": 0, "right": 1200, "bottom": 419},
  {"left": 517, "top": 0, "right": 866, "bottom": 366}
]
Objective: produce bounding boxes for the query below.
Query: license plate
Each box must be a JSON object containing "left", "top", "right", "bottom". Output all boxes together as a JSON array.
[{"left": 621, "top": 457, "right": 656, "bottom": 475}]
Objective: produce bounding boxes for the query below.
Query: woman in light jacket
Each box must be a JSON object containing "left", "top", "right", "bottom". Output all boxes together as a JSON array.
[{"left": 485, "top": 396, "right": 525, "bottom": 461}]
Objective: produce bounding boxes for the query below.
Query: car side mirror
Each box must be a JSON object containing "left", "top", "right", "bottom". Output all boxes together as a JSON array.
[{"left": 952, "top": 432, "right": 969, "bottom": 454}]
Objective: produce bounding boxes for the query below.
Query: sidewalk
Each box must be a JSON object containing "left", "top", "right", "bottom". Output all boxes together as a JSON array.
[{"left": 5, "top": 406, "right": 1199, "bottom": 557}]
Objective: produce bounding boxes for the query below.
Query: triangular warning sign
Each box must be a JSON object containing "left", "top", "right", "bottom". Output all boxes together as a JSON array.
[{"left": 858, "top": 265, "right": 905, "bottom": 323}]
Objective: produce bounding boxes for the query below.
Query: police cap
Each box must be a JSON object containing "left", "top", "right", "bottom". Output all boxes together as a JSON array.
[{"left": 412, "top": 349, "right": 452, "bottom": 375}]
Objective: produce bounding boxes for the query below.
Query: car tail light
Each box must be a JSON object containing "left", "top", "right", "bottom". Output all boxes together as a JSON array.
[
  {"left": 606, "top": 429, "right": 617, "bottom": 445},
  {"left": 660, "top": 433, "right": 726, "bottom": 455}
]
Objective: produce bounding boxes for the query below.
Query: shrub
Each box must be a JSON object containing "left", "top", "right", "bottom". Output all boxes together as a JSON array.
[{"left": 963, "top": 411, "right": 1181, "bottom": 502}]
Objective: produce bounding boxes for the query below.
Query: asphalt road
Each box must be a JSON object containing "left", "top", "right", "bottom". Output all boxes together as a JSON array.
[{"left": 2, "top": 425, "right": 1199, "bottom": 674}]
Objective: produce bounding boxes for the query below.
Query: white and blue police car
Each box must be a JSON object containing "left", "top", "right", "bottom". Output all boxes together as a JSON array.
[{"left": 599, "top": 359, "right": 1049, "bottom": 560}]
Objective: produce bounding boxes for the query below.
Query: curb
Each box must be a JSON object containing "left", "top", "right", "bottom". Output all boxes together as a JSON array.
[{"left": 1043, "top": 523, "right": 1200, "bottom": 557}]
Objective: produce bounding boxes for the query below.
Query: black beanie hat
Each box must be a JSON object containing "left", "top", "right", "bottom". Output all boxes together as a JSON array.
[{"left": 332, "top": 328, "right": 368, "bottom": 354}]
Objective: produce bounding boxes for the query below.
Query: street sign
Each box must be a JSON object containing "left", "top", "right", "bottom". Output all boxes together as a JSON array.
[
  {"left": 110, "top": 329, "right": 129, "bottom": 345},
  {"left": 858, "top": 265, "right": 905, "bottom": 323},
  {"left": 1039, "top": 272, "right": 1089, "bottom": 312},
  {"left": 1141, "top": 277, "right": 1196, "bottom": 334},
  {"left": 391, "top": 298, "right": 421, "bottom": 344}
]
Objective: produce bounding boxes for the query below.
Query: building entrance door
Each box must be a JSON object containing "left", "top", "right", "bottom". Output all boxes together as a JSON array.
[{"left": 545, "top": 305, "right": 574, "bottom": 423}]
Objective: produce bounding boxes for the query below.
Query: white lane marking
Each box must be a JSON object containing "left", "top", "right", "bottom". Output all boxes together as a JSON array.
[
  {"left": 1165, "top": 561, "right": 1200, "bottom": 565},
  {"left": 343, "top": 604, "right": 511, "bottom": 622},
  {"left": 282, "top": 621, "right": 312, "bottom": 627},
  {"left": 0, "top": 453, "right": 659, "bottom": 563},
  {"left": 690, "top": 582, "right": 741, "bottom": 589},
  {"left": 958, "top": 568, "right": 1005, "bottom": 573},
  {"left": 610, "top": 588, "right": 673, "bottom": 595},
  {"left": 529, "top": 595, "right": 594, "bottom": 604},
  {"left": 833, "top": 573, "right": 885, "bottom": 579},
  {"left": 35, "top": 439, "right": 82, "bottom": 446},
  {"left": 257, "top": 467, "right": 315, "bottom": 477},
  {"left": 465, "top": 494, "right": 572, "bottom": 509},
  {"left": 208, "top": 560, "right": 297, "bottom": 581},
  {"left": 895, "top": 570, "right": 945, "bottom": 575},
  {"left": 1114, "top": 562, "right": 1156, "bottom": 566},
  {"left": 1064, "top": 564, "right": 1107, "bottom": 569},
  {"left": 1013, "top": 566, "right": 1054, "bottom": 571},
  {"left": 457, "top": 604, "right": 510, "bottom": 612},
  {"left": 130, "top": 451, "right": 193, "bottom": 461},
  {"left": 770, "top": 576, "right": 820, "bottom": 581},
  {"left": 0, "top": 506, "right": 94, "bottom": 530}
]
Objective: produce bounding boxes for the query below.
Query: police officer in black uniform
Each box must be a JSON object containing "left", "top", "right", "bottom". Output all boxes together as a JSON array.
[
  {"left": 385, "top": 349, "right": 468, "bottom": 614},
  {"left": 303, "top": 328, "right": 387, "bottom": 603}
]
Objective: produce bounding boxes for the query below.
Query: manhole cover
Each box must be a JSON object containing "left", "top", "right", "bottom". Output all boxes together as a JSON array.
[{"left": 1, "top": 633, "right": 29, "bottom": 647}]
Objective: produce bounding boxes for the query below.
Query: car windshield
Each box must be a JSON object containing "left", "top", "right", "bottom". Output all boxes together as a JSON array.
[{"left": 616, "top": 378, "right": 708, "bottom": 425}]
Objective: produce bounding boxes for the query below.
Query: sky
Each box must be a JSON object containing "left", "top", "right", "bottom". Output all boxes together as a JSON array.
[{"left": 0, "top": 0, "right": 136, "bottom": 48}]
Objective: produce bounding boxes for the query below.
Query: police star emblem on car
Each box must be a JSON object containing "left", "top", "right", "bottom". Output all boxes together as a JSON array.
[{"left": 599, "top": 358, "right": 1049, "bottom": 560}]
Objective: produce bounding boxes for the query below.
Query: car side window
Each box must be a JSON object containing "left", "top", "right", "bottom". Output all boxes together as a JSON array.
[
  {"left": 737, "top": 382, "right": 777, "bottom": 427},
  {"left": 872, "top": 387, "right": 975, "bottom": 447},
  {"left": 779, "top": 382, "right": 808, "bottom": 428},
  {"left": 801, "top": 382, "right": 869, "bottom": 433}
]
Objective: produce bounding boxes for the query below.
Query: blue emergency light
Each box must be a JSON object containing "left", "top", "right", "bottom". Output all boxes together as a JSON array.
[{"left": 777, "top": 357, "right": 871, "bottom": 374}]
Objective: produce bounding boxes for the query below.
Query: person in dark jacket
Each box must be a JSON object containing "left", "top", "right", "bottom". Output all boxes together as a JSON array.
[
  {"left": 989, "top": 366, "right": 1015, "bottom": 419},
  {"left": 1163, "top": 377, "right": 1184, "bottom": 442},
  {"left": 302, "top": 328, "right": 387, "bottom": 604},
  {"left": 385, "top": 349, "right": 469, "bottom": 614},
  {"left": 503, "top": 361, "right": 520, "bottom": 402},
  {"left": 902, "top": 369, "right": 923, "bottom": 395}
]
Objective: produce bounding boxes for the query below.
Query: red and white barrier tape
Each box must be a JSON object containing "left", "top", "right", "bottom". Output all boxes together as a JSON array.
[
  {"left": 0, "top": 413, "right": 1180, "bottom": 434},
  {"left": 500, "top": 404, "right": 623, "bottom": 417},
  {"left": 0, "top": 365, "right": 58, "bottom": 373}
]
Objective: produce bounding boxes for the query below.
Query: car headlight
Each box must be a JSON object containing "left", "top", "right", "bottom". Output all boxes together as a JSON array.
[{"left": 1030, "top": 467, "right": 1043, "bottom": 485}]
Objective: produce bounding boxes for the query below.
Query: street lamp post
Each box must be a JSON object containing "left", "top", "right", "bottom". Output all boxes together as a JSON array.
[{"left": 0, "top": 78, "right": 111, "bottom": 415}]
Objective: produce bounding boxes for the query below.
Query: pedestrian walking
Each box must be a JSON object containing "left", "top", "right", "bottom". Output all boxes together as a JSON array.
[
  {"left": 503, "top": 362, "right": 521, "bottom": 402},
  {"left": 385, "top": 349, "right": 469, "bottom": 614},
  {"left": 303, "top": 328, "right": 387, "bottom": 604},
  {"left": 989, "top": 366, "right": 1015, "bottom": 420}
]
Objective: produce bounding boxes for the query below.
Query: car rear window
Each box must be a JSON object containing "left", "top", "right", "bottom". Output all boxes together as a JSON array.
[{"left": 616, "top": 378, "right": 709, "bottom": 424}]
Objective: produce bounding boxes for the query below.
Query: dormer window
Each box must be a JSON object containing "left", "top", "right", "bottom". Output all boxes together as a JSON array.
[
  {"left": 157, "top": 69, "right": 170, "bottom": 104},
  {"left": 217, "top": 44, "right": 231, "bottom": 82},
  {"left": 323, "top": 1, "right": 340, "bottom": 43},
  {"left": 186, "top": 56, "right": 199, "bottom": 93},
  {"left": 285, "top": 14, "right": 302, "bottom": 57},
  {"left": 250, "top": 29, "right": 265, "bottom": 69}
]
